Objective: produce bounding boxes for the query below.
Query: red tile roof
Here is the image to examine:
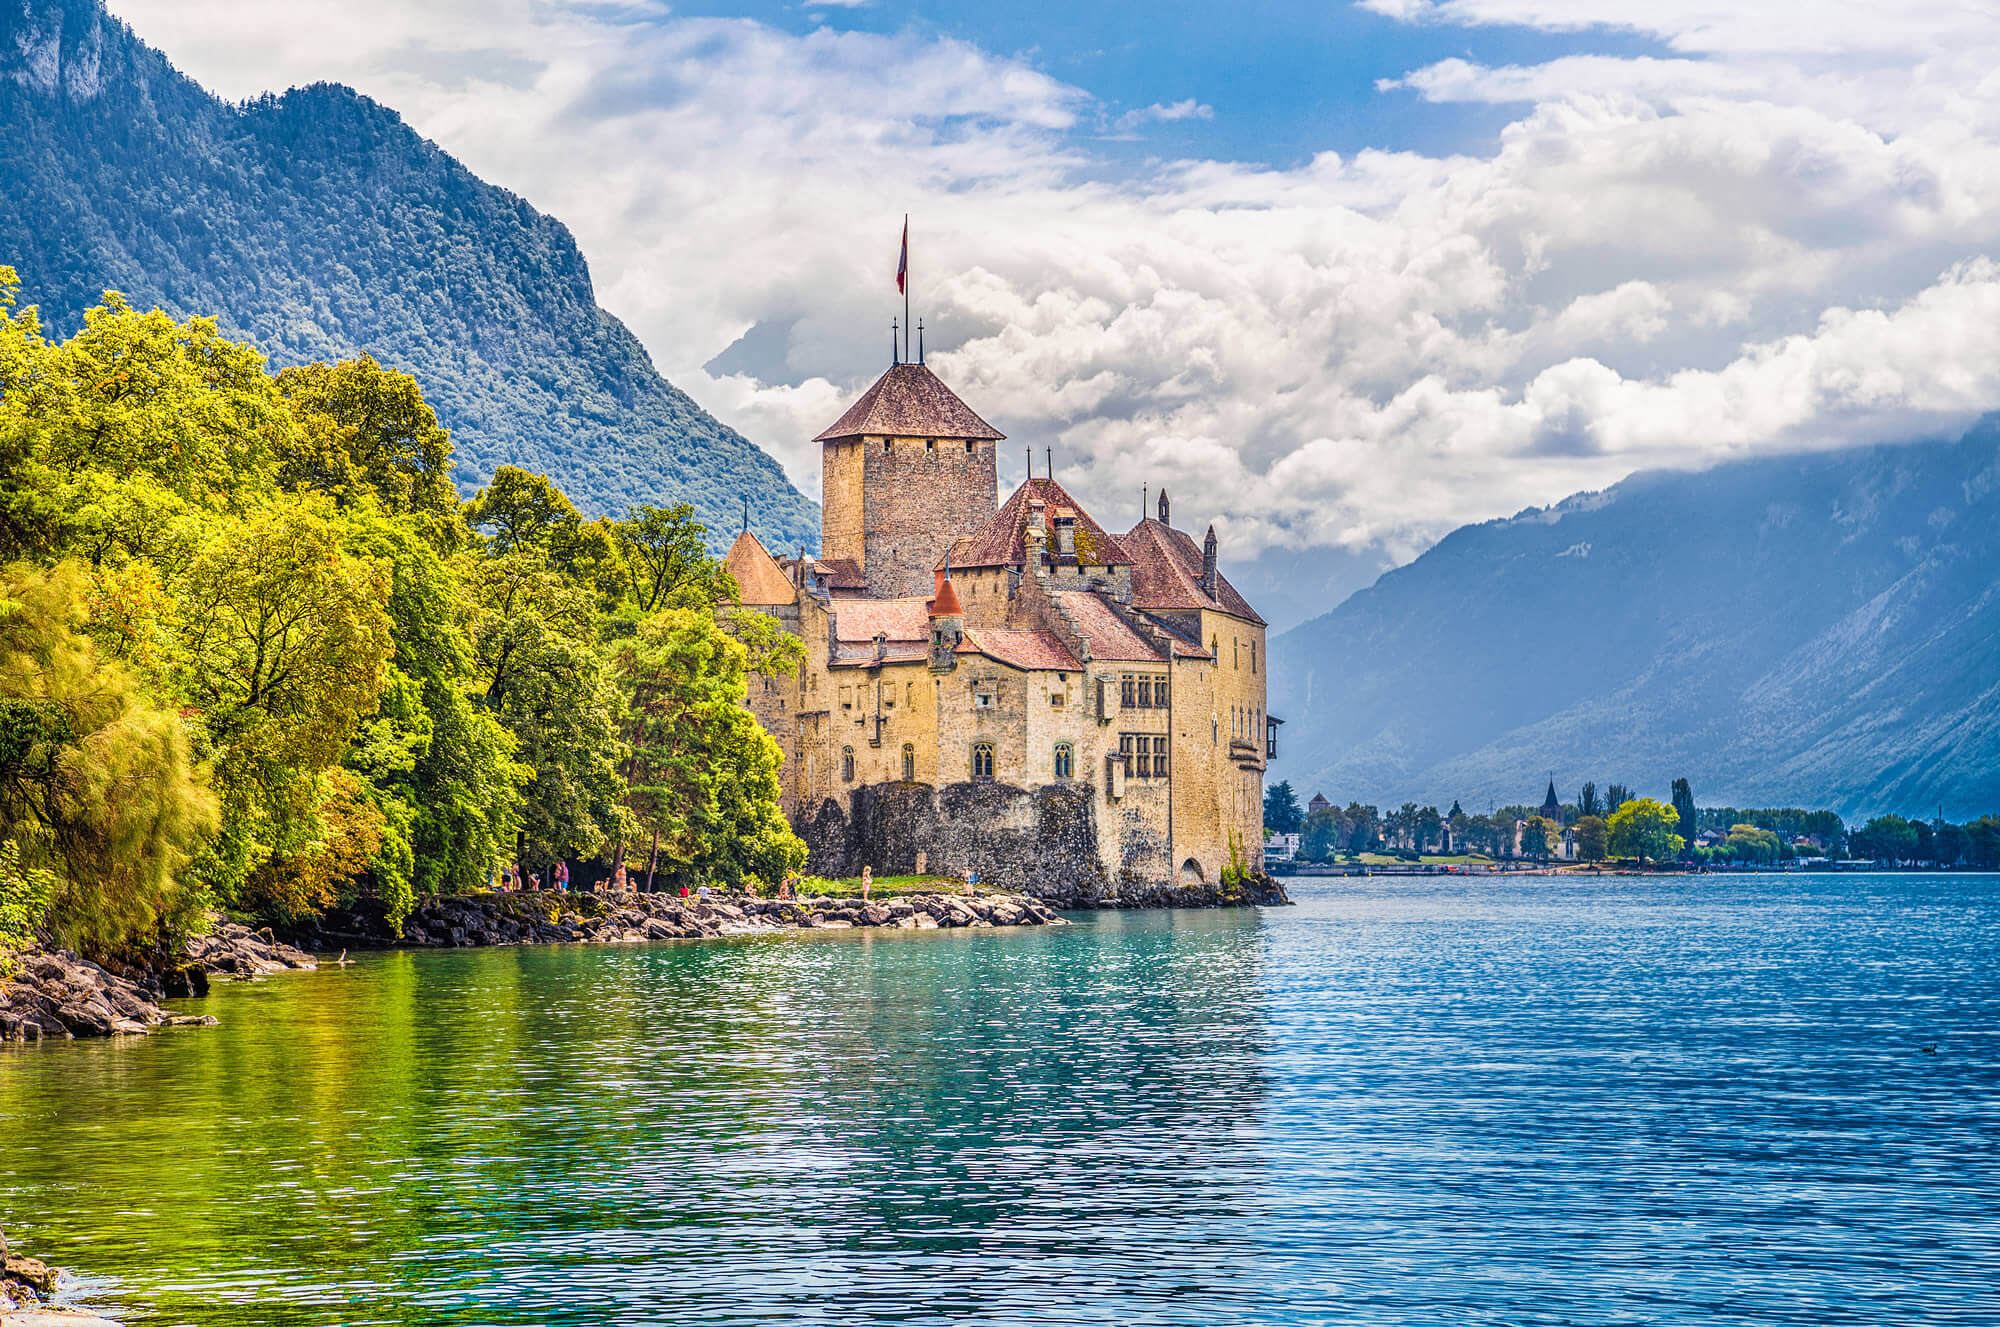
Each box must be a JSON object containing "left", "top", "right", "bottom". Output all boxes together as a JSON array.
[
  {"left": 943, "top": 477, "right": 1136, "bottom": 572},
  {"left": 1050, "top": 590, "right": 1163, "bottom": 662},
  {"left": 724, "top": 529, "right": 796, "bottom": 606},
  {"left": 817, "top": 557, "right": 866, "bottom": 589},
  {"left": 1117, "top": 518, "right": 1265, "bottom": 626},
  {"left": 832, "top": 597, "right": 931, "bottom": 643},
  {"left": 958, "top": 628, "right": 1081, "bottom": 672},
  {"left": 928, "top": 570, "right": 962, "bottom": 617},
  {"left": 813, "top": 363, "right": 1006, "bottom": 443}
]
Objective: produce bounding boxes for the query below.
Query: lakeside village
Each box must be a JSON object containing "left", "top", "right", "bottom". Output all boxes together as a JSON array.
[
  {"left": 1261, "top": 779, "right": 2000, "bottom": 872},
  {"left": 0, "top": 272, "right": 1283, "bottom": 1053}
]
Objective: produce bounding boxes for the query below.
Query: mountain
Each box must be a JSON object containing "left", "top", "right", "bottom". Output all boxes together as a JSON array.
[
  {"left": 1268, "top": 420, "right": 2000, "bottom": 821},
  {"left": 0, "top": 0, "right": 817, "bottom": 552}
]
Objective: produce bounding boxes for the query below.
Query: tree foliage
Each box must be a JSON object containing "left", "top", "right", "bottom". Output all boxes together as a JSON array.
[
  {"left": 0, "top": 282, "right": 793, "bottom": 955},
  {"left": 1608, "top": 798, "right": 1685, "bottom": 864},
  {"left": 1264, "top": 780, "right": 1303, "bottom": 835}
]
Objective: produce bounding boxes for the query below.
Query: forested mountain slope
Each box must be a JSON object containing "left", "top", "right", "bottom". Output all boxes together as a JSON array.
[
  {"left": 0, "top": 0, "right": 817, "bottom": 551},
  {"left": 1268, "top": 420, "right": 2000, "bottom": 820}
]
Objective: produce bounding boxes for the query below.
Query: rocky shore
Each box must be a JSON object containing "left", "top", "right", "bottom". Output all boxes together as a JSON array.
[
  {"left": 1, "top": 875, "right": 1287, "bottom": 1043},
  {"left": 0, "top": 890, "right": 1074, "bottom": 1041},
  {"left": 0, "top": 1229, "right": 117, "bottom": 1327},
  {"left": 295, "top": 887, "right": 1069, "bottom": 951}
]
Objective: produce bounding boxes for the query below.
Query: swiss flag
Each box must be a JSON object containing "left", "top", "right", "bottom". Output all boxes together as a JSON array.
[{"left": 896, "top": 216, "right": 908, "bottom": 294}]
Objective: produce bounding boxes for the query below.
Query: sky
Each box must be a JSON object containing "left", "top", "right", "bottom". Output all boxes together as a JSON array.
[{"left": 106, "top": 0, "right": 2000, "bottom": 630}]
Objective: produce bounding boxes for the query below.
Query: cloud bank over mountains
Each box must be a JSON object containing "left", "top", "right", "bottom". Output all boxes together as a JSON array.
[{"left": 105, "top": 0, "right": 2000, "bottom": 587}]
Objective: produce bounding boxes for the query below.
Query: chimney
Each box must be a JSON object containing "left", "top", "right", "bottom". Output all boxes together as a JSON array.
[
  {"left": 1201, "top": 524, "right": 1218, "bottom": 597},
  {"left": 873, "top": 631, "right": 888, "bottom": 663},
  {"left": 1026, "top": 522, "right": 1048, "bottom": 577},
  {"left": 1027, "top": 496, "right": 1046, "bottom": 532}
]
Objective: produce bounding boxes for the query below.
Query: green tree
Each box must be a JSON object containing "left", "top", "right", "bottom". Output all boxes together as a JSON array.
[
  {"left": 339, "top": 511, "right": 525, "bottom": 921},
  {"left": 1608, "top": 797, "right": 1686, "bottom": 865},
  {"left": 1518, "top": 815, "right": 1556, "bottom": 860},
  {"left": 1264, "top": 780, "right": 1303, "bottom": 835},
  {"left": 0, "top": 280, "right": 294, "bottom": 567},
  {"left": 1670, "top": 778, "right": 1698, "bottom": 857},
  {"left": 0, "top": 562, "right": 218, "bottom": 953},
  {"left": 1579, "top": 782, "right": 1601, "bottom": 818},
  {"left": 611, "top": 608, "right": 804, "bottom": 889},
  {"left": 617, "top": 502, "right": 736, "bottom": 613},
  {"left": 274, "top": 355, "right": 459, "bottom": 542},
  {"left": 1851, "top": 814, "right": 1920, "bottom": 865},
  {"left": 0, "top": 838, "right": 55, "bottom": 978},
  {"left": 172, "top": 506, "right": 395, "bottom": 906},
  {"left": 1573, "top": 814, "right": 1608, "bottom": 861},
  {"left": 1301, "top": 806, "right": 1341, "bottom": 862},
  {"left": 1724, "top": 823, "right": 1781, "bottom": 863},
  {"left": 1604, "top": 783, "right": 1632, "bottom": 816}
]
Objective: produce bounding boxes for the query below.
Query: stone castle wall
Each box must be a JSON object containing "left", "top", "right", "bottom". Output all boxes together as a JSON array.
[{"left": 857, "top": 435, "right": 997, "bottom": 598}]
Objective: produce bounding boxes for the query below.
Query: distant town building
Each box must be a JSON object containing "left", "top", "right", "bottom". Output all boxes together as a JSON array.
[
  {"left": 1307, "top": 793, "right": 1332, "bottom": 815},
  {"left": 1541, "top": 780, "right": 1565, "bottom": 827},
  {"left": 1265, "top": 832, "right": 1300, "bottom": 863}
]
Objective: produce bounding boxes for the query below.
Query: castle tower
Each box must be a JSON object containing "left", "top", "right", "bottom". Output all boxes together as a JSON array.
[{"left": 814, "top": 363, "right": 1004, "bottom": 598}]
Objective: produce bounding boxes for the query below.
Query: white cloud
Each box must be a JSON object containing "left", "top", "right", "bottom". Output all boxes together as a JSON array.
[
  {"left": 1112, "top": 98, "right": 1215, "bottom": 131},
  {"left": 97, "top": 0, "right": 2000, "bottom": 610}
]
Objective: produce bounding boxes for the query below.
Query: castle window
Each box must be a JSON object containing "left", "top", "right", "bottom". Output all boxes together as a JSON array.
[
  {"left": 966, "top": 440, "right": 975, "bottom": 454},
  {"left": 974, "top": 689, "right": 994, "bottom": 709},
  {"left": 1156, "top": 676, "right": 1169, "bottom": 708},
  {"left": 1054, "top": 743, "right": 1073, "bottom": 780},
  {"left": 841, "top": 746, "right": 855, "bottom": 782},
  {"left": 883, "top": 439, "right": 892, "bottom": 453},
  {"left": 1119, "top": 733, "right": 1134, "bottom": 771},
  {"left": 1121, "top": 675, "right": 1135, "bottom": 708},
  {"left": 902, "top": 743, "right": 916, "bottom": 782},
  {"left": 1138, "top": 677, "right": 1153, "bottom": 707},
  {"left": 926, "top": 439, "right": 935, "bottom": 454},
  {"left": 972, "top": 742, "right": 995, "bottom": 780},
  {"left": 1133, "top": 735, "right": 1152, "bottom": 778},
  {"left": 1251, "top": 641, "right": 1258, "bottom": 675},
  {"left": 1152, "top": 736, "right": 1169, "bottom": 778}
]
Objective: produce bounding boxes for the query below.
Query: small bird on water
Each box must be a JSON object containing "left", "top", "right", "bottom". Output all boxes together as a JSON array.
[{"left": 1921, "top": 1043, "right": 1938, "bottom": 1054}]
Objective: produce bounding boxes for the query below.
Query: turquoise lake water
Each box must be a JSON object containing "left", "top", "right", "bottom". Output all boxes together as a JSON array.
[{"left": 3, "top": 872, "right": 1998, "bottom": 1325}]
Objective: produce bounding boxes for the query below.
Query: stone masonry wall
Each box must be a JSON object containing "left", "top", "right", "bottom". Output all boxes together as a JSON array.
[
  {"left": 799, "top": 779, "right": 1108, "bottom": 898},
  {"left": 860, "top": 435, "right": 997, "bottom": 598}
]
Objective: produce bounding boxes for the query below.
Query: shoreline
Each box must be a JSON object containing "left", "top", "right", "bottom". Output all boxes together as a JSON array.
[
  {"left": 1, "top": 872, "right": 1289, "bottom": 1044},
  {"left": 0, "top": 889, "right": 1069, "bottom": 1043}
]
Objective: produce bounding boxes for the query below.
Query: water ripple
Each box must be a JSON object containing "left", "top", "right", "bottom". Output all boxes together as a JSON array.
[{"left": 2, "top": 874, "right": 1998, "bottom": 1324}]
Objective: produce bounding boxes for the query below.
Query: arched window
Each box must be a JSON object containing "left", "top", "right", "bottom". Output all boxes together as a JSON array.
[
  {"left": 841, "top": 746, "right": 856, "bottom": 782},
  {"left": 972, "top": 742, "right": 995, "bottom": 780},
  {"left": 1054, "top": 742, "right": 1073, "bottom": 780},
  {"left": 901, "top": 743, "right": 916, "bottom": 782}
]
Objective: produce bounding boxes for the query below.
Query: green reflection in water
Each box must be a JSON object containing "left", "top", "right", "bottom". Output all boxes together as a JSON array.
[{"left": 2, "top": 913, "right": 1272, "bottom": 1325}]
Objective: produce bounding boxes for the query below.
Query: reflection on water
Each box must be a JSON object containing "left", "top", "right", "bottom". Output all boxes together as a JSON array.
[{"left": 3, "top": 875, "right": 1999, "bottom": 1325}]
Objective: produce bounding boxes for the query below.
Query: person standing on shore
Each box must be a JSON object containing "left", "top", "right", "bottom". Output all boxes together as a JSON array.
[
  {"left": 862, "top": 866, "right": 873, "bottom": 902},
  {"left": 555, "top": 860, "right": 569, "bottom": 893}
]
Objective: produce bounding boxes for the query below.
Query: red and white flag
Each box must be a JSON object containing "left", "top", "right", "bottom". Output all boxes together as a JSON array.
[{"left": 896, "top": 216, "right": 908, "bottom": 294}]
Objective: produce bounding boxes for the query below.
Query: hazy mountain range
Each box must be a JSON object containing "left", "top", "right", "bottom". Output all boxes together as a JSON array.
[
  {"left": 1269, "top": 420, "right": 2000, "bottom": 821},
  {"left": 0, "top": 0, "right": 818, "bottom": 552}
]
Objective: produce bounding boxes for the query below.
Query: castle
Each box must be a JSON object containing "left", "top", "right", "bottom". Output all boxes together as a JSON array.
[{"left": 725, "top": 357, "right": 1272, "bottom": 894}]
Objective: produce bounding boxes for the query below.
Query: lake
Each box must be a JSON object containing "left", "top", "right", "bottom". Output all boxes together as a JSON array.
[{"left": 3, "top": 873, "right": 1998, "bottom": 1325}]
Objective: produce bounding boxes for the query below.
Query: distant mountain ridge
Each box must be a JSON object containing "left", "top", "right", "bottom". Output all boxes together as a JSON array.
[
  {"left": 0, "top": 0, "right": 818, "bottom": 552},
  {"left": 1269, "top": 420, "right": 2000, "bottom": 820}
]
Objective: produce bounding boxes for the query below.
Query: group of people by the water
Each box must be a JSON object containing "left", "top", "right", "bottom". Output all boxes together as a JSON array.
[{"left": 487, "top": 860, "right": 979, "bottom": 900}]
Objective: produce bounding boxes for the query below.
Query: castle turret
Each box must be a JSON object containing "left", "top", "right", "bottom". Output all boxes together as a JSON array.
[
  {"left": 814, "top": 363, "right": 1004, "bottom": 599},
  {"left": 927, "top": 568, "right": 963, "bottom": 669}
]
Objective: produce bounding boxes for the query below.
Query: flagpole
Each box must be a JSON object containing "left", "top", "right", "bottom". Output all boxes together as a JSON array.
[{"left": 903, "top": 213, "right": 911, "bottom": 364}]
